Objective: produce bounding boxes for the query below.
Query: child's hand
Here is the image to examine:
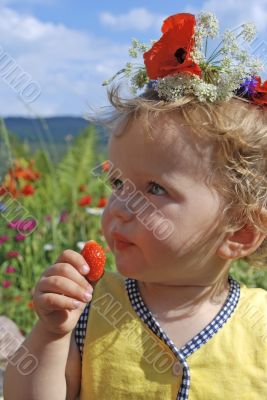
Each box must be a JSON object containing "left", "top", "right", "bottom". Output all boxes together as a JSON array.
[{"left": 32, "top": 249, "right": 93, "bottom": 336}]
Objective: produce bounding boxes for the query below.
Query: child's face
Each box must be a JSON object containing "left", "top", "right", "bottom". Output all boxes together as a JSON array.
[{"left": 101, "top": 113, "right": 226, "bottom": 285}]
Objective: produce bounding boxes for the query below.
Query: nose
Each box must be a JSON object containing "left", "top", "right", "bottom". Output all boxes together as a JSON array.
[{"left": 108, "top": 193, "right": 135, "bottom": 222}]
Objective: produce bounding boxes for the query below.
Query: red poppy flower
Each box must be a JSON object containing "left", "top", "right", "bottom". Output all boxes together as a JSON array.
[
  {"left": 102, "top": 160, "right": 110, "bottom": 172},
  {"left": 21, "top": 184, "right": 35, "bottom": 196},
  {"left": 144, "top": 13, "right": 201, "bottom": 80},
  {"left": 78, "top": 195, "right": 92, "bottom": 206},
  {"left": 252, "top": 76, "right": 267, "bottom": 105},
  {"left": 27, "top": 300, "right": 35, "bottom": 310},
  {"left": 97, "top": 197, "right": 108, "bottom": 208}
]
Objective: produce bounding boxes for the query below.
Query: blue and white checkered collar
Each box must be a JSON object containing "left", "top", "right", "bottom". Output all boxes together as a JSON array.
[{"left": 125, "top": 275, "right": 240, "bottom": 400}]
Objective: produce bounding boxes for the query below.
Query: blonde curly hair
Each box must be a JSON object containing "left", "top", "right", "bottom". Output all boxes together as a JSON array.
[{"left": 98, "top": 85, "right": 267, "bottom": 268}]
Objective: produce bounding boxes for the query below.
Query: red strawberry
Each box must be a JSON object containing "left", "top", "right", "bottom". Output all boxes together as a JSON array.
[{"left": 81, "top": 240, "right": 106, "bottom": 282}]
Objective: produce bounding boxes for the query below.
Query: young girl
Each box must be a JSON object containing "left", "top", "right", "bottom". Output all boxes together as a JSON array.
[{"left": 4, "top": 11, "right": 267, "bottom": 400}]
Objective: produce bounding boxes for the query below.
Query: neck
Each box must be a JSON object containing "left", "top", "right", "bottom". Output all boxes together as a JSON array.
[{"left": 137, "top": 271, "right": 230, "bottom": 316}]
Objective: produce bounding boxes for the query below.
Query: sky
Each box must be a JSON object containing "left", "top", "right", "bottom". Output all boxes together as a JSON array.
[{"left": 0, "top": 0, "right": 267, "bottom": 117}]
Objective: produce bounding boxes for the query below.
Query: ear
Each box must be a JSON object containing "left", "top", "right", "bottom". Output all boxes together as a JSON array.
[{"left": 216, "top": 224, "right": 267, "bottom": 260}]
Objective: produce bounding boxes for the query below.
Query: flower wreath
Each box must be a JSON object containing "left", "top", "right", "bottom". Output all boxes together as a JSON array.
[{"left": 103, "top": 12, "right": 267, "bottom": 106}]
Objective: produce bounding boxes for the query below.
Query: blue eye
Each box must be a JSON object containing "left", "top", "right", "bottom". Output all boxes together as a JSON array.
[{"left": 148, "top": 181, "right": 166, "bottom": 195}]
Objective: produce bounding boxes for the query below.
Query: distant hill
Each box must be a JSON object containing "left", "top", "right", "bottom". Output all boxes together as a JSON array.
[
  {"left": 3, "top": 116, "right": 109, "bottom": 160},
  {"left": 4, "top": 116, "right": 101, "bottom": 143}
]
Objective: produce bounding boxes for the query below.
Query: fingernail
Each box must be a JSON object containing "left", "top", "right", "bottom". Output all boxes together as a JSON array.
[
  {"left": 82, "top": 264, "right": 89, "bottom": 274},
  {"left": 84, "top": 291, "right": 92, "bottom": 301}
]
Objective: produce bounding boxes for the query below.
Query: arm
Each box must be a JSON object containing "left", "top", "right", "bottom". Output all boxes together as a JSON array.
[
  {"left": 4, "top": 249, "right": 93, "bottom": 400},
  {"left": 4, "top": 320, "right": 81, "bottom": 400}
]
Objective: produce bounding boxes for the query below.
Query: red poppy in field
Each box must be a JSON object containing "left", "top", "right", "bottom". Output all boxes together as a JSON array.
[
  {"left": 252, "top": 76, "right": 267, "bottom": 105},
  {"left": 144, "top": 13, "right": 201, "bottom": 80},
  {"left": 0, "top": 186, "right": 7, "bottom": 195},
  {"left": 27, "top": 300, "right": 35, "bottom": 310},
  {"left": 13, "top": 159, "right": 41, "bottom": 182},
  {"left": 78, "top": 195, "right": 92, "bottom": 206},
  {"left": 21, "top": 184, "right": 35, "bottom": 196},
  {"left": 102, "top": 160, "right": 110, "bottom": 172},
  {"left": 97, "top": 197, "right": 108, "bottom": 208}
]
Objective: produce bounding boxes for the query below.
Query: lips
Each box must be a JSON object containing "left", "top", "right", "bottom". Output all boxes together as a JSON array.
[
  {"left": 112, "top": 231, "right": 133, "bottom": 245},
  {"left": 112, "top": 232, "right": 133, "bottom": 250}
]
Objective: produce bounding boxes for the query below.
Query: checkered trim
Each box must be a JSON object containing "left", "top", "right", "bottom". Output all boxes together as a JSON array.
[
  {"left": 75, "top": 303, "right": 91, "bottom": 357},
  {"left": 74, "top": 276, "right": 240, "bottom": 399},
  {"left": 125, "top": 276, "right": 240, "bottom": 400}
]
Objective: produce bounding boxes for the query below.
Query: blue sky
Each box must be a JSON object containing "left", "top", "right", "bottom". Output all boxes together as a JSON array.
[{"left": 0, "top": 0, "right": 267, "bottom": 116}]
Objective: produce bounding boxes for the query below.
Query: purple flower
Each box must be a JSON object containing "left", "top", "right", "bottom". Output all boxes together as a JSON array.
[
  {"left": 7, "top": 218, "right": 37, "bottom": 232},
  {"left": 2, "top": 280, "right": 12, "bottom": 288},
  {"left": 0, "top": 235, "right": 9, "bottom": 244},
  {"left": 6, "top": 250, "right": 20, "bottom": 258},
  {"left": 44, "top": 215, "right": 52, "bottom": 222},
  {"left": 6, "top": 265, "right": 16, "bottom": 273},
  {"left": 59, "top": 211, "right": 68, "bottom": 223},
  {"left": 7, "top": 219, "right": 22, "bottom": 229},
  {"left": 14, "top": 233, "right": 26, "bottom": 241},
  {"left": 237, "top": 76, "right": 258, "bottom": 97},
  {"left": 0, "top": 202, "right": 6, "bottom": 212},
  {"left": 20, "top": 218, "right": 37, "bottom": 232}
]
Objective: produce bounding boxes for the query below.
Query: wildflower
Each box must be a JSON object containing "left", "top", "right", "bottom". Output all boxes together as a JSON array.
[
  {"left": 252, "top": 76, "right": 267, "bottom": 105},
  {"left": 78, "top": 195, "right": 92, "bottom": 207},
  {"left": 15, "top": 295, "right": 23, "bottom": 301},
  {"left": 76, "top": 241, "right": 86, "bottom": 251},
  {"left": 44, "top": 215, "right": 52, "bottom": 221},
  {"left": 43, "top": 243, "right": 54, "bottom": 251},
  {"left": 6, "top": 250, "right": 20, "bottom": 258},
  {"left": 2, "top": 280, "right": 12, "bottom": 288},
  {"left": 0, "top": 234, "right": 9, "bottom": 244},
  {"left": 20, "top": 218, "right": 37, "bottom": 232},
  {"left": 14, "top": 233, "right": 26, "bottom": 241},
  {"left": 102, "top": 160, "right": 110, "bottom": 172},
  {"left": 21, "top": 184, "right": 35, "bottom": 196},
  {"left": 59, "top": 211, "right": 68, "bottom": 223},
  {"left": 236, "top": 76, "right": 258, "bottom": 97},
  {"left": 5, "top": 265, "right": 16, "bottom": 273},
  {"left": 86, "top": 207, "right": 104, "bottom": 216},
  {"left": 27, "top": 300, "right": 34, "bottom": 310},
  {"left": 144, "top": 13, "right": 201, "bottom": 79},
  {"left": 97, "top": 198, "right": 108, "bottom": 208}
]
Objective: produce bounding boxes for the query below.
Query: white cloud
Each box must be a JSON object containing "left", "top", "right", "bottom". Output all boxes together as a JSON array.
[
  {"left": 186, "top": 0, "right": 267, "bottom": 32},
  {"left": 100, "top": 8, "right": 165, "bottom": 32},
  {"left": 0, "top": 6, "right": 129, "bottom": 116}
]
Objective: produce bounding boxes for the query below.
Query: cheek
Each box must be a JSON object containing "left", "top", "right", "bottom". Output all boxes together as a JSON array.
[{"left": 101, "top": 207, "right": 113, "bottom": 247}]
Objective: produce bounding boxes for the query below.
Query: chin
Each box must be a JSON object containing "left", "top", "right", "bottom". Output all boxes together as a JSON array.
[{"left": 115, "top": 261, "right": 141, "bottom": 279}]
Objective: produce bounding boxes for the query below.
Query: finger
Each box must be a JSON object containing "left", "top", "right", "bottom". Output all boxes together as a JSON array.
[
  {"left": 43, "top": 263, "right": 93, "bottom": 292},
  {"left": 55, "top": 249, "right": 90, "bottom": 276},
  {"left": 39, "top": 292, "right": 85, "bottom": 311},
  {"left": 39, "top": 276, "right": 93, "bottom": 303}
]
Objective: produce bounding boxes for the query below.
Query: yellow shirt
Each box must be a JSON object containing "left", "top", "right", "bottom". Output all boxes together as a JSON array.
[{"left": 76, "top": 271, "right": 267, "bottom": 399}]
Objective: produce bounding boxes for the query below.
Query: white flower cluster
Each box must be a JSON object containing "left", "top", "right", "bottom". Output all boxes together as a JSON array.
[
  {"left": 158, "top": 12, "right": 263, "bottom": 103},
  {"left": 156, "top": 74, "right": 218, "bottom": 103},
  {"left": 103, "top": 11, "right": 264, "bottom": 104},
  {"left": 128, "top": 38, "right": 149, "bottom": 58}
]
